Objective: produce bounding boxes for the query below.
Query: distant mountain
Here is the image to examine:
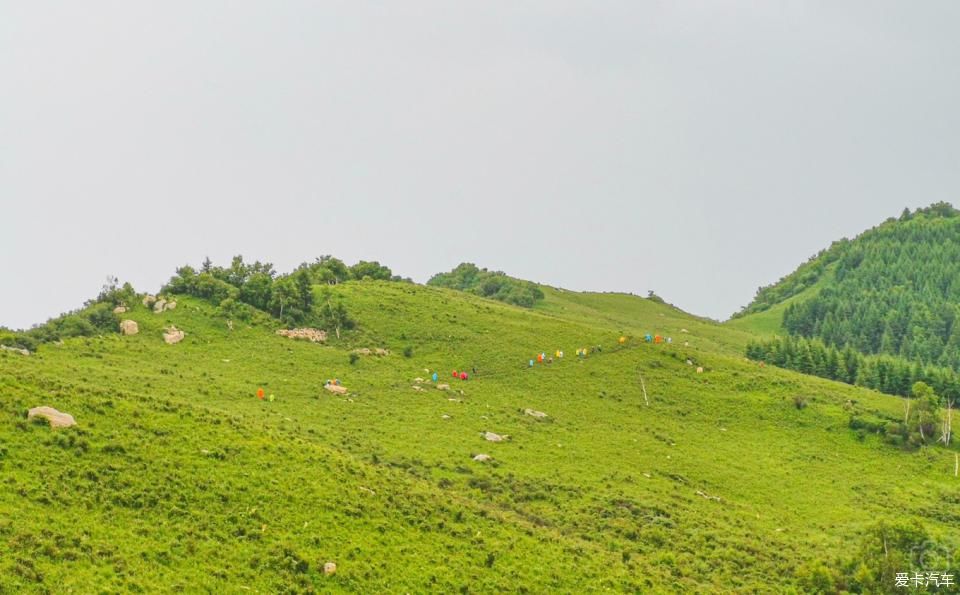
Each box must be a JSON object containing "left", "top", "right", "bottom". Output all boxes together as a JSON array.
[{"left": 737, "top": 201, "right": 960, "bottom": 368}]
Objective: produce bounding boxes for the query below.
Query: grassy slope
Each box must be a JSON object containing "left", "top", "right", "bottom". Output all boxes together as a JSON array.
[
  {"left": 725, "top": 266, "right": 837, "bottom": 337},
  {"left": 1, "top": 281, "right": 958, "bottom": 592}
]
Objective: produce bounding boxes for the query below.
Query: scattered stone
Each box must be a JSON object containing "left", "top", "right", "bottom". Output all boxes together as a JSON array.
[
  {"left": 680, "top": 328, "right": 689, "bottom": 333},
  {"left": 0, "top": 345, "right": 30, "bottom": 356},
  {"left": 113, "top": 306, "right": 127, "bottom": 314},
  {"left": 413, "top": 377, "right": 425, "bottom": 383},
  {"left": 163, "top": 326, "right": 185, "bottom": 345},
  {"left": 28, "top": 406, "right": 76, "bottom": 428},
  {"left": 119, "top": 320, "right": 139, "bottom": 336},
  {"left": 323, "top": 562, "right": 337, "bottom": 576},
  {"left": 412, "top": 385, "right": 425, "bottom": 392},
  {"left": 153, "top": 299, "right": 167, "bottom": 313},
  {"left": 473, "top": 454, "right": 493, "bottom": 462},
  {"left": 482, "top": 431, "right": 509, "bottom": 442},
  {"left": 441, "top": 414, "right": 451, "bottom": 420},
  {"left": 276, "top": 328, "right": 327, "bottom": 343},
  {"left": 165, "top": 301, "right": 177, "bottom": 310},
  {"left": 696, "top": 367, "right": 704, "bottom": 374},
  {"left": 696, "top": 489, "right": 722, "bottom": 502},
  {"left": 351, "top": 347, "right": 389, "bottom": 356},
  {"left": 324, "top": 384, "right": 348, "bottom": 395},
  {"left": 142, "top": 295, "right": 157, "bottom": 308},
  {"left": 436, "top": 383, "right": 450, "bottom": 391},
  {"left": 523, "top": 408, "right": 548, "bottom": 419}
]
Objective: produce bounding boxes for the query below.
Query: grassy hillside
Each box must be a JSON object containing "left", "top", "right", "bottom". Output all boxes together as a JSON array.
[{"left": 2, "top": 281, "right": 958, "bottom": 592}]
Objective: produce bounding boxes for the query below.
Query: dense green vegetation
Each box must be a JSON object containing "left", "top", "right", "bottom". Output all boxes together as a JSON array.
[
  {"left": 2, "top": 274, "right": 958, "bottom": 592},
  {"left": 164, "top": 255, "right": 371, "bottom": 331},
  {"left": 740, "top": 203, "right": 960, "bottom": 371},
  {"left": 428, "top": 263, "right": 545, "bottom": 307},
  {"left": 746, "top": 335, "right": 960, "bottom": 401}
]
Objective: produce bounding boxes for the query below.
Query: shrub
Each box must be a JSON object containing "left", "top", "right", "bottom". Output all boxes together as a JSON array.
[
  {"left": 403, "top": 346, "right": 414, "bottom": 358},
  {"left": 428, "top": 263, "right": 544, "bottom": 308}
]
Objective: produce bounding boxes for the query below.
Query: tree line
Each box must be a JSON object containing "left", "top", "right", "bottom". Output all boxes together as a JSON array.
[
  {"left": 162, "top": 255, "right": 401, "bottom": 332},
  {"left": 747, "top": 335, "right": 955, "bottom": 448}
]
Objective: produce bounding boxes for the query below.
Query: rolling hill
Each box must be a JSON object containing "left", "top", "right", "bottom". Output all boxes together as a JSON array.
[{"left": 2, "top": 272, "right": 959, "bottom": 592}]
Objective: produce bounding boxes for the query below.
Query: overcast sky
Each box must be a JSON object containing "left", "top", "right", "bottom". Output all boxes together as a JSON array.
[{"left": 3, "top": 1, "right": 960, "bottom": 329}]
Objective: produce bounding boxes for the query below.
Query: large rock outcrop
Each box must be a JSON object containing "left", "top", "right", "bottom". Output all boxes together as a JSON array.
[
  {"left": 28, "top": 406, "right": 76, "bottom": 428},
  {"left": 276, "top": 328, "right": 327, "bottom": 343}
]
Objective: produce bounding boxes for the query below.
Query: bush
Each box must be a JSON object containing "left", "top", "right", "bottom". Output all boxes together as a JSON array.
[
  {"left": 428, "top": 263, "right": 544, "bottom": 308},
  {"left": 217, "top": 298, "right": 254, "bottom": 322},
  {"left": 403, "top": 346, "right": 414, "bottom": 358},
  {"left": 349, "top": 352, "right": 360, "bottom": 365}
]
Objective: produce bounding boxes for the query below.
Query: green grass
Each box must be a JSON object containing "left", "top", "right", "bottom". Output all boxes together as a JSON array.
[{"left": 1, "top": 280, "right": 958, "bottom": 592}]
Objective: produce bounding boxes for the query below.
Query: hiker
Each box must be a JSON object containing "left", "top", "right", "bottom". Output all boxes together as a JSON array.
[
  {"left": 619, "top": 336, "right": 626, "bottom": 345},
  {"left": 460, "top": 371, "right": 468, "bottom": 381},
  {"left": 666, "top": 337, "right": 672, "bottom": 344},
  {"left": 529, "top": 359, "right": 534, "bottom": 367},
  {"left": 432, "top": 372, "right": 439, "bottom": 382},
  {"left": 472, "top": 366, "right": 477, "bottom": 375},
  {"left": 452, "top": 370, "right": 458, "bottom": 378},
  {"left": 645, "top": 334, "right": 652, "bottom": 343},
  {"left": 537, "top": 353, "right": 544, "bottom": 363},
  {"left": 257, "top": 387, "right": 265, "bottom": 400}
]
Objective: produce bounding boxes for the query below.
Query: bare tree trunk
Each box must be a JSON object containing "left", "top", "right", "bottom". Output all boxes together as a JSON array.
[
  {"left": 335, "top": 325, "right": 341, "bottom": 340},
  {"left": 638, "top": 370, "right": 649, "bottom": 406},
  {"left": 905, "top": 396, "right": 911, "bottom": 424},
  {"left": 948, "top": 400, "right": 953, "bottom": 446}
]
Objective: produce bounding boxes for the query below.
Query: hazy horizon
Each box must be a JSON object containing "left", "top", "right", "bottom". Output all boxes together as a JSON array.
[{"left": 4, "top": 2, "right": 960, "bottom": 329}]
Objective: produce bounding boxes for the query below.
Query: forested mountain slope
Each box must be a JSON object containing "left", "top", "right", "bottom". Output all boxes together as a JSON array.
[{"left": 736, "top": 202, "right": 960, "bottom": 368}]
